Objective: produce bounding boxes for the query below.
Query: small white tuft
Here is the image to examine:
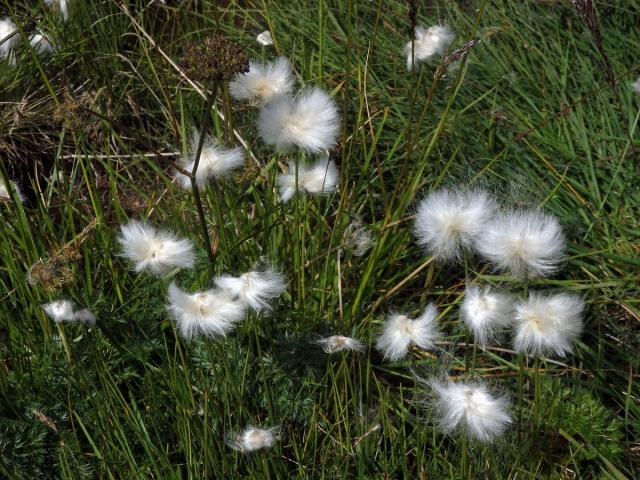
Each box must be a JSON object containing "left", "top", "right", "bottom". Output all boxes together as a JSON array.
[
  {"left": 256, "top": 31, "right": 274, "bottom": 46},
  {"left": 0, "top": 17, "right": 21, "bottom": 59},
  {"left": 342, "top": 220, "right": 374, "bottom": 256},
  {"left": 229, "top": 426, "right": 278, "bottom": 452},
  {"left": 513, "top": 292, "right": 584, "bottom": 357},
  {"left": 475, "top": 210, "right": 565, "bottom": 278},
  {"left": 45, "top": 0, "right": 70, "bottom": 21},
  {"left": 117, "top": 220, "right": 195, "bottom": 275},
  {"left": 632, "top": 77, "right": 640, "bottom": 94},
  {"left": 258, "top": 87, "right": 340, "bottom": 152},
  {"left": 72, "top": 308, "right": 97, "bottom": 325},
  {"left": 376, "top": 304, "right": 440, "bottom": 361},
  {"left": 0, "top": 178, "right": 24, "bottom": 202},
  {"left": 230, "top": 57, "right": 293, "bottom": 104},
  {"left": 277, "top": 153, "right": 339, "bottom": 202},
  {"left": 42, "top": 300, "right": 75, "bottom": 323},
  {"left": 214, "top": 268, "right": 286, "bottom": 312},
  {"left": 167, "top": 283, "right": 246, "bottom": 340},
  {"left": 414, "top": 189, "right": 496, "bottom": 261},
  {"left": 404, "top": 25, "right": 455, "bottom": 70},
  {"left": 432, "top": 381, "right": 511, "bottom": 442},
  {"left": 29, "top": 33, "right": 54, "bottom": 55},
  {"left": 317, "top": 335, "right": 365, "bottom": 353},
  {"left": 461, "top": 286, "right": 514, "bottom": 346},
  {"left": 175, "top": 133, "right": 245, "bottom": 189}
]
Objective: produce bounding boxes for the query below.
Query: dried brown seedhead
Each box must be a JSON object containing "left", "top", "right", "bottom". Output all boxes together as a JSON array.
[
  {"left": 181, "top": 34, "right": 249, "bottom": 82},
  {"left": 27, "top": 244, "right": 80, "bottom": 293}
]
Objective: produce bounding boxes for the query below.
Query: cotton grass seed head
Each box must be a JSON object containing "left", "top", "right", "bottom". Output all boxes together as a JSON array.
[
  {"left": 45, "top": 0, "right": 70, "bottom": 21},
  {"left": 0, "top": 178, "right": 24, "bottom": 203},
  {"left": 461, "top": 285, "right": 514, "bottom": 347},
  {"left": 376, "top": 304, "right": 440, "bottom": 361},
  {"left": 0, "top": 17, "right": 20, "bottom": 59},
  {"left": 514, "top": 292, "right": 584, "bottom": 357},
  {"left": 414, "top": 189, "right": 496, "bottom": 261},
  {"left": 632, "top": 77, "right": 640, "bottom": 94},
  {"left": 258, "top": 87, "right": 340, "bottom": 152},
  {"left": 181, "top": 34, "right": 249, "bottom": 82},
  {"left": 167, "top": 283, "right": 246, "bottom": 340},
  {"left": 256, "top": 30, "right": 273, "bottom": 46},
  {"left": 317, "top": 335, "right": 365, "bottom": 353},
  {"left": 230, "top": 57, "right": 293, "bottom": 104},
  {"left": 277, "top": 154, "right": 339, "bottom": 202},
  {"left": 214, "top": 268, "right": 286, "bottom": 312},
  {"left": 42, "top": 300, "right": 75, "bottom": 323},
  {"left": 117, "top": 220, "right": 195, "bottom": 275},
  {"left": 71, "top": 308, "right": 97, "bottom": 325},
  {"left": 404, "top": 25, "right": 455, "bottom": 70},
  {"left": 432, "top": 380, "right": 511, "bottom": 442},
  {"left": 29, "top": 33, "right": 54, "bottom": 55},
  {"left": 475, "top": 210, "right": 565, "bottom": 278},
  {"left": 229, "top": 426, "right": 278, "bottom": 453},
  {"left": 175, "top": 133, "right": 245, "bottom": 189},
  {"left": 342, "top": 220, "right": 373, "bottom": 257}
]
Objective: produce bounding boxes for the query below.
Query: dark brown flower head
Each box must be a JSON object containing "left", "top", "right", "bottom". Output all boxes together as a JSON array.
[{"left": 181, "top": 34, "right": 249, "bottom": 82}]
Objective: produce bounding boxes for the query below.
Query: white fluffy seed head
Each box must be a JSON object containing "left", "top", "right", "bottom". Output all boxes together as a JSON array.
[
  {"left": 317, "top": 335, "right": 365, "bottom": 353},
  {"left": 277, "top": 155, "right": 339, "bottom": 202},
  {"left": 175, "top": 133, "right": 245, "bottom": 189},
  {"left": 167, "top": 283, "right": 246, "bottom": 340},
  {"left": 432, "top": 381, "right": 511, "bottom": 442},
  {"left": 514, "top": 293, "right": 584, "bottom": 357},
  {"left": 0, "top": 17, "right": 21, "bottom": 58},
  {"left": 43, "top": 300, "right": 75, "bottom": 323},
  {"left": 214, "top": 268, "right": 286, "bottom": 312},
  {"left": 45, "top": 0, "right": 69, "bottom": 21},
  {"left": 342, "top": 220, "right": 374, "bottom": 257},
  {"left": 404, "top": 25, "right": 455, "bottom": 70},
  {"left": 258, "top": 87, "right": 340, "bottom": 152},
  {"left": 117, "top": 220, "right": 195, "bottom": 275},
  {"left": 230, "top": 426, "right": 278, "bottom": 452},
  {"left": 229, "top": 57, "right": 293, "bottom": 104},
  {"left": 376, "top": 304, "right": 440, "bottom": 361},
  {"left": 29, "top": 33, "right": 54, "bottom": 55},
  {"left": 256, "top": 30, "right": 273, "bottom": 46},
  {"left": 0, "top": 178, "right": 24, "bottom": 202},
  {"left": 72, "top": 308, "right": 96, "bottom": 325},
  {"left": 461, "top": 286, "right": 514, "bottom": 346},
  {"left": 414, "top": 189, "right": 496, "bottom": 261},
  {"left": 475, "top": 210, "right": 565, "bottom": 278}
]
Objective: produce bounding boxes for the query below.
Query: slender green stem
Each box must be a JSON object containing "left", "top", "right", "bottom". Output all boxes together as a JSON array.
[{"left": 191, "top": 79, "right": 219, "bottom": 272}]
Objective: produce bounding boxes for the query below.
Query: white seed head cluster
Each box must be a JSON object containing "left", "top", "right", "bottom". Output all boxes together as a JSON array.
[
  {"left": 214, "top": 268, "right": 287, "bottom": 312},
  {"left": 117, "top": 220, "right": 195, "bottom": 275},
  {"left": 277, "top": 154, "right": 339, "bottom": 202},
  {"left": 42, "top": 300, "right": 96, "bottom": 325},
  {"left": 432, "top": 381, "right": 512, "bottom": 442},
  {"left": 317, "top": 335, "right": 365, "bottom": 353},
  {"left": 404, "top": 25, "right": 455, "bottom": 70},
  {"left": 258, "top": 87, "right": 339, "bottom": 152},
  {"left": 513, "top": 293, "right": 584, "bottom": 357},
  {"left": 376, "top": 304, "right": 440, "bottom": 361},
  {"left": 414, "top": 189, "right": 496, "bottom": 261},
  {"left": 167, "top": 283, "right": 246, "bottom": 340},
  {"left": 230, "top": 426, "right": 278, "bottom": 453},
  {"left": 461, "top": 286, "right": 514, "bottom": 346},
  {"left": 230, "top": 57, "right": 293, "bottom": 104},
  {"left": 175, "top": 133, "right": 245, "bottom": 189},
  {"left": 256, "top": 30, "right": 274, "bottom": 46},
  {"left": 0, "top": 17, "right": 20, "bottom": 61},
  {"left": 475, "top": 211, "right": 565, "bottom": 278}
]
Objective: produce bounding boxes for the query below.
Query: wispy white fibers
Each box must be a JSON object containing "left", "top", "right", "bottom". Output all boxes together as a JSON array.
[
  {"left": 230, "top": 57, "right": 293, "bottom": 104},
  {"left": 317, "top": 335, "right": 365, "bottom": 353},
  {"left": 256, "top": 31, "right": 274, "bottom": 46},
  {"left": 0, "top": 17, "right": 20, "bottom": 62},
  {"left": 414, "top": 189, "right": 496, "bottom": 261},
  {"left": 45, "top": 0, "right": 70, "bottom": 21},
  {"left": 229, "top": 426, "right": 278, "bottom": 452},
  {"left": 632, "top": 77, "right": 640, "bottom": 94},
  {"left": 376, "top": 304, "right": 440, "bottom": 361},
  {"left": 475, "top": 210, "right": 565, "bottom": 278},
  {"left": 42, "top": 300, "right": 75, "bottom": 322},
  {"left": 432, "top": 381, "right": 511, "bottom": 442},
  {"left": 0, "top": 178, "right": 24, "bottom": 202},
  {"left": 29, "top": 33, "right": 54, "bottom": 55},
  {"left": 214, "top": 268, "right": 286, "bottom": 312},
  {"left": 71, "top": 308, "right": 97, "bottom": 325},
  {"left": 404, "top": 25, "right": 455, "bottom": 70},
  {"left": 277, "top": 153, "right": 339, "bottom": 202},
  {"left": 514, "top": 293, "right": 584, "bottom": 357},
  {"left": 117, "top": 220, "right": 195, "bottom": 275},
  {"left": 461, "top": 286, "right": 514, "bottom": 346},
  {"left": 167, "top": 283, "right": 246, "bottom": 340},
  {"left": 342, "top": 220, "right": 374, "bottom": 257},
  {"left": 174, "top": 133, "right": 245, "bottom": 189},
  {"left": 258, "top": 87, "right": 339, "bottom": 152}
]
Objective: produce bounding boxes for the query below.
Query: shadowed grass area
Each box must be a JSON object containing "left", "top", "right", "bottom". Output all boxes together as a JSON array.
[{"left": 1, "top": 0, "right": 638, "bottom": 478}]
